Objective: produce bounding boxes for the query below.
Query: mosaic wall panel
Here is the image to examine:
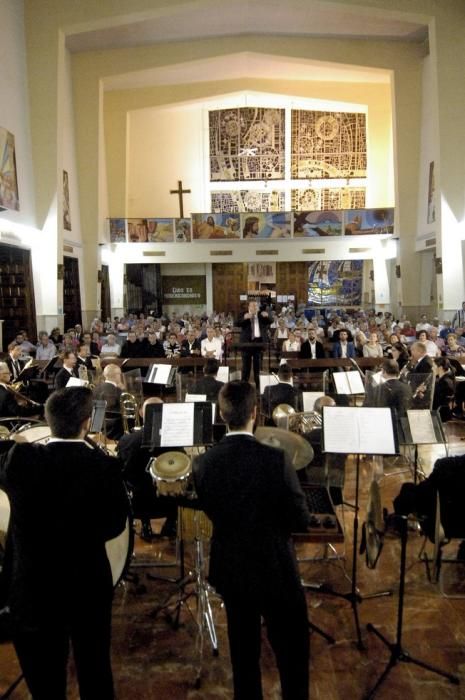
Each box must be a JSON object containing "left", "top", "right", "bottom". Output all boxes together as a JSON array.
[
  {"left": 291, "top": 187, "right": 366, "bottom": 211},
  {"left": 291, "top": 110, "right": 367, "bottom": 179},
  {"left": 211, "top": 190, "right": 285, "bottom": 213},
  {"left": 209, "top": 108, "right": 285, "bottom": 181},
  {"left": 308, "top": 260, "right": 363, "bottom": 306}
]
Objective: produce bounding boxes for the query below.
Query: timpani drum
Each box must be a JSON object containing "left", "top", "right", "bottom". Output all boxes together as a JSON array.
[
  {"left": 148, "top": 451, "right": 191, "bottom": 497},
  {"left": 11, "top": 423, "right": 52, "bottom": 444}
]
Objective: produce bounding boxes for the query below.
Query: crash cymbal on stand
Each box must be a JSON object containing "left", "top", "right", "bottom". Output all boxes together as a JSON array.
[{"left": 255, "top": 427, "right": 313, "bottom": 470}]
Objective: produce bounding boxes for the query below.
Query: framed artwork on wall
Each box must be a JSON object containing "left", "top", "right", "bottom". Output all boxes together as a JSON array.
[{"left": 0, "top": 127, "right": 20, "bottom": 211}]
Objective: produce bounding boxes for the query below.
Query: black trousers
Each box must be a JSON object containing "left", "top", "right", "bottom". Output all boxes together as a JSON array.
[
  {"left": 13, "top": 596, "right": 114, "bottom": 700},
  {"left": 241, "top": 344, "right": 263, "bottom": 387},
  {"left": 222, "top": 587, "right": 309, "bottom": 700}
]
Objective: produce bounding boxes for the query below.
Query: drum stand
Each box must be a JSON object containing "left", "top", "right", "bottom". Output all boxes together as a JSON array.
[
  {"left": 365, "top": 515, "right": 459, "bottom": 699},
  {"left": 150, "top": 511, "right": 219, "bottom": 689}
]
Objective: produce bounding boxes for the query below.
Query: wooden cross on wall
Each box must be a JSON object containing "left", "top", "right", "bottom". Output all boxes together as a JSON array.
[{"left": 170, "top": 180, "right": 191, "bottom": 218}]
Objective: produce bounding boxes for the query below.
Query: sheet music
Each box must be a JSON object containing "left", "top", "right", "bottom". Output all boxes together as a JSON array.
[
  {"left": 259, "top": 374, "right": 279, "bottom": 395},
  {"left": 323, "top": 406, "right": 396, "bottom": 455},
  {"left": 333, "top": 370, "right": 365, "bottom": 395},
  {"left": 216, "top": 366, "right": 229, "bottom": 383},
  {"left": 185, "top": 393, "right": 207, "bottom": 402},
  {"left": 147, "top": 364, "right": 172, "bottom": 384},
  {"left": 302, "top": 392, "right": 325, "bottom": 412},
  {"left": 66, "top": 377, "right": 87, "bottom": 387},
  {"left": 160, "top": 403, "right": 194, "bottom": 447},
  {"left": 407, "top": 410, "right": 437, "bottom": 444}
]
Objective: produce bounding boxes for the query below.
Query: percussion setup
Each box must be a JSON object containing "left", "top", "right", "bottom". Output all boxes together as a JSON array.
[{"left": 2, "top": 397, "right": 450, "bottom": 696}]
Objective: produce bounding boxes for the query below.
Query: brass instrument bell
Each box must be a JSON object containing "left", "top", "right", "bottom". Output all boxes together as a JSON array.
[
  {"left": 119, "top": 392, "right": 141, "bottom": 433},
  {"left": 272, "top": 403, "right": 295, "bottom": 426}
]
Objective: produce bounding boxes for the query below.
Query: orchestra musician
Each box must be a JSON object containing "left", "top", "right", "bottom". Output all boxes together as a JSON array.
[
  {"left": 0, "top": 362, "right": 41, "bottom": 418},
  {"left": 0, "top": 387, "right": 128, "bottom": 698},
  {"left": 189, "top": 358, "right": 224, "bottom": 402},
  {"left": 262, "top": 363, "right": 301, "bottom": 419},
  {"left": 55, "top": 351, "right": 79, "bottom": 389},
  {"left": 93, "top": 363, "right": 125, "bottom": 440},
  {"left": 6, "top": 342, "right": 24, "bottom": 382},
  {"left": 193, "top": 381, "right": 310, "bottom": 700}
]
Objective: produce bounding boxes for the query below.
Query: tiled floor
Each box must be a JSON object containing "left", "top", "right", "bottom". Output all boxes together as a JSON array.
[{"left": 2, "top": 424, "right": 465, "bottom": 699}]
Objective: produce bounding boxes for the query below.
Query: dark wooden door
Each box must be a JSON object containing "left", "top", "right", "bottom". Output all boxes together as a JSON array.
[
  {"left": 63, "top": 256, "right": 82, "bottom": 329},
  {"left": 100, "top": 265, "right": 111, "bottom": 322},
  {"left": 212, "top": 263, "right": 247, "bottom": 318}
]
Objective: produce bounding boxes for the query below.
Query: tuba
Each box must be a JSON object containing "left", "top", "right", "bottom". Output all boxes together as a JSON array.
[
  {"left": 288, "top": 410, "right": 322, "bottom": 435},
  {"left": 119, "top": 392, "right": 141, "bottom": 434}
]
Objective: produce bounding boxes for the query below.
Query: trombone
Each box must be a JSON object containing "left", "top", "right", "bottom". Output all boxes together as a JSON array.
[{"left": 119, "top": 392, "right": 142, "bottom": 433}]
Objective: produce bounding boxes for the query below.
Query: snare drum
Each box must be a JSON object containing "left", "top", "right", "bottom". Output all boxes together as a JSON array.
[{"left": 148, "top": 451, "right": 191, "bottom": 497}]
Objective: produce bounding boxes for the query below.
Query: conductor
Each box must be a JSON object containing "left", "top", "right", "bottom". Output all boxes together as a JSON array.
[
  {"left": 193, "top": 380, "right": 310, "bottom": 699},
  {"left": 0, "top": 387, "right": 128, "bottom": 699},
  {"left": 237, "top": 300, "right": 271, "bottom": 388}
]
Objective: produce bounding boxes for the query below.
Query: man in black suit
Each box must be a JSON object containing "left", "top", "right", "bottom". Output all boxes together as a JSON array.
[
  {"left": 407, "top": 341, "right": 434, "bottom": 408},
  {"left": 237, "top": 300, "right": 272, "bottom": 388},
  {"left": 0, "top": 387, "right": 127, "bottom": 699},
  {"left": 5, "top": 342, "right": 24, "bottom": 382},
  {"left": 54, "top": 350, "right": 79, "bottom": 389},
  {"left": 120, "top": 330, "right": 140, "bottom": 358},
  {"left": 366, "top": 359, "right": 412, "bottom": 416},
  {"left": 394, "top": 453, "right": 465, "bottom": 541},
  {"left": 189, "top": 358, "right": 224, "bottom": 402},
  {"left": 299, "top": 327, "right": 325, "bottom": 360},
  {"left": 180, "top": 329, "right": 202, "bottom": 358},
  {"left": 193, "top": 381, "right": 310, "bottom": 700},
  {"left": 145, "top": 330, "right": 165, "bottom": 358},
  {"left": 93, "top": 363, "right": 124, "bottom": 439},
  {"left": 262, "top": 363, "right": 302, "bottom": 419},
  {"left": 76, "top": 343, "right": 94, "bottom": 372},
  {"left": 0, "top": 362, "right": 40, "bottom": 418}
]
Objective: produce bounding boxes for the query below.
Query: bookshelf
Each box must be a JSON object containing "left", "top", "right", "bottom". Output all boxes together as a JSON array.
[{"left": 0, "top": 243, "right": 37, "bottom": 349}]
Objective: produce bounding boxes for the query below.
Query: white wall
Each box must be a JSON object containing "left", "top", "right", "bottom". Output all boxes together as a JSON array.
[
  {"left": 127, "top": 106, "right": 203, "bottom": 216},
  {"left": 0, "top": 0, "right": 35, "bottom": 228}
]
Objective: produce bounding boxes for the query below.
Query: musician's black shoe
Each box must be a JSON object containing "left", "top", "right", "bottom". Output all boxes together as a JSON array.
[{"left": 140, "top": 520, "right": 154, "bottom": 541}]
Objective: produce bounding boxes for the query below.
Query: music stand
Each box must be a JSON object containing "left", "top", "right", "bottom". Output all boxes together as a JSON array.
[
  {"left": 313, "top": 406, "right": 398, "bottom": 649},
  {"left": 365, "top": 515, "right": 459, "bottom": 698},
  {"left": 144, "top": 363, "right": 177, "bottom": 388},
  {"left": 398, "top": 410, "right": 446, "bottom": 484}
]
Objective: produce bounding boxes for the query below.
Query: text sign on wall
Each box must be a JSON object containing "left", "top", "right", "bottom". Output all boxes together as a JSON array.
[{"left": 162, "top": 276, "right": 206, "bottom": 305}]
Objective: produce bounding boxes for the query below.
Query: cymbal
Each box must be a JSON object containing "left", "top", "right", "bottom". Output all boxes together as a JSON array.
[
  {"left": 255, "top": 427, "right": 313, "bottom": 470},
  {"left": 154, "top": 451, "right": 190, "bottom": 478}
]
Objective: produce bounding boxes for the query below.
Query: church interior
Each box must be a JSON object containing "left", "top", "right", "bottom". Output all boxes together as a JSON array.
[{"left": 1, "top": 1, "right": 465, "bottom": 698}]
